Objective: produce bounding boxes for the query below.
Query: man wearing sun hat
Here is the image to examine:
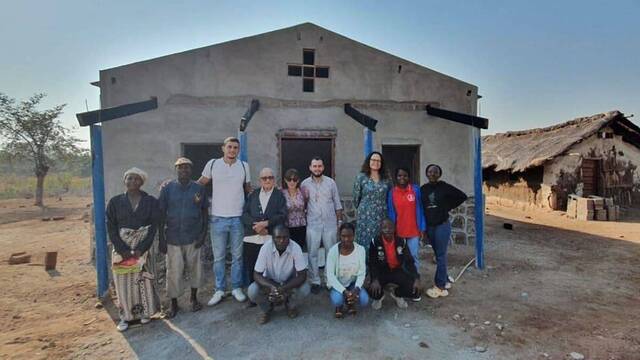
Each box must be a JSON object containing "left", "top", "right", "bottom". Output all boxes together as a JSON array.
[{"left": 158, "top": 157, "right": 208, "bottom": 318}]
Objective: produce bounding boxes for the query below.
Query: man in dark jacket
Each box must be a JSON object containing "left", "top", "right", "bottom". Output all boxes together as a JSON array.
[
  {"left": 158, "top": 158, "right": 208, "bottom": 318},
  {"left": 241, "top": 167, "right": 288, "bottom": 289},
  {"left": 368, "top": 218, "right": 421, "bottom": 309}
]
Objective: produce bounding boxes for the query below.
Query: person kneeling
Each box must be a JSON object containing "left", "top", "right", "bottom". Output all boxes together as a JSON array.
[
  {"left": 326, "top": 222, "right": 369, "bottom": 318},
  {"left": 248, "top": 225, "right": 309, "bottom": 324},
  {"left": 368, "top": 219, "right": 421, "bottom": 310}
]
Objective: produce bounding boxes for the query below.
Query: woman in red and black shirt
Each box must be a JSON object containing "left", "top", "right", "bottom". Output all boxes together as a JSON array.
[{"left": 387, "top": 167, "right": 426, "bottom": 271}]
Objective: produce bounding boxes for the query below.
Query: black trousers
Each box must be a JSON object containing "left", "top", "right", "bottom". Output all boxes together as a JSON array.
[
  {"left": 289, "top": 226, "right": 307, "bottom": 252},
  {"left": 370, "top": 269, "right": 417, "bottom": 300},
  {"left": 243, "top": 242, "right": 263, "bottom": 287}
]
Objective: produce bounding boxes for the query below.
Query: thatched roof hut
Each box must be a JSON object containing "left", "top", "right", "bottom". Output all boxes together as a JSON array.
[{"left": 482, "top": 110, "right": 640, "bottom": 172}]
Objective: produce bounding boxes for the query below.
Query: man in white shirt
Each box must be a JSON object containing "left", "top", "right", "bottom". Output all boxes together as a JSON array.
[
  {"left": 300, "top": 157, "right": 343, "bottom": 294},
  {"left": 248, "top": 225, "right": 309, "bottom": 324},
  {"left": 198, "top": 137, "right": 252, "bottom": 305}
]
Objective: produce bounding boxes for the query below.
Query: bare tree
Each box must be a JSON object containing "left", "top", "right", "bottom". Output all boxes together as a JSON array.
[{"left": 0, "top": 92, "right": 80, "bottom": 206}]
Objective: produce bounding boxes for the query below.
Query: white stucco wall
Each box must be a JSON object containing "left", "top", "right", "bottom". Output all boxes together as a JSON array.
[{"left": 97, "top": 23, "right": 479, "bottom": 199}]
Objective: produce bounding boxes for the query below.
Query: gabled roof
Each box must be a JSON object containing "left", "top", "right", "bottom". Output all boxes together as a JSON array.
[
  {"left": 99, "top": 22, "right": 474, "bottom": 88},
  {"left": 482, "top": 111, "right": 640, "bottom": 172}
]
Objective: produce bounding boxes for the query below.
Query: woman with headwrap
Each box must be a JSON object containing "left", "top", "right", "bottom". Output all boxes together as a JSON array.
[{"left": 106, "top": 167, "right": 161, "bottom": 331}]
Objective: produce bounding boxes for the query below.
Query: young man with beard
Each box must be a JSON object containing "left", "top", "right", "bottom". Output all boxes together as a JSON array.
[{"left": 300, "top": 157, "right": 343, "bottom": 294}]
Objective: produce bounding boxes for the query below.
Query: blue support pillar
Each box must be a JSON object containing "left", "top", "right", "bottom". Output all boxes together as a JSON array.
[
  {"left": 473, "top": 128, "right": 485, "bottom": 269},
  {"left": 90, "top": 125, "right": 109, "bottom": 297},
  {"left": 238, "top": 130, "right": 248, "bottom": 162},
  {"left": 363, "top": 128, "right": 373, "bottom": 158}
]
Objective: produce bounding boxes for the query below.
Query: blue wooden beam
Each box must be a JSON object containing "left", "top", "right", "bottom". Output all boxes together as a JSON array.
[
  {"left": 90, "top": 125, "right": 109, "bottom": 297},
  {"left": 238, "top": 130, "right": 248, "bottom": 163},
  {"left": 364, "top": 128, "right": 374, "bottom": 158},
  {"left": 474, "top": 128, "right": 485, "bottom": 269},
  {"left": 76, "top": 97, "right": 158, "bottom": 127}
]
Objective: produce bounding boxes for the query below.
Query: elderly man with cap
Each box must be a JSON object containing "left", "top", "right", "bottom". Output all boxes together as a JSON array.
[
  {"left": 106, "top": 167, "right": 161, "bottom": 331},
  {"left": 159, "top": 157, "right": 208, "bottom": 318}
]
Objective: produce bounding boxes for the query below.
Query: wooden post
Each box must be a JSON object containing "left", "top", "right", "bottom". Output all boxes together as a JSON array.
[{"left": 90, "top": 125, "right": 109, "bottom": 297}]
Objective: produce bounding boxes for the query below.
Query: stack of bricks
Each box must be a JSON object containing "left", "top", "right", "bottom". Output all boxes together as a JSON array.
[
  {"left": 566, "top": 195, "right": 619, "bottom": 221},
  {"left": 576, "top": 197, "right": 595, "bottom": 221},
  {"left": 604, "top": 197, "right": 619, "bottom": 221},
  {"left": 591, "top": 197, "right": 607, "bottom": 221},
  {"left": 566, "top": 195, "right": 578, "bottom": 219}
]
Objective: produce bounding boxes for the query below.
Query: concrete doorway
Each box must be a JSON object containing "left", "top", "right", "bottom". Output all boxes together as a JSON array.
[
  {"left": 278, "top": 130, "right": 336, "bottom": 180},
  {"left": 382, "top": 145, "right": 420, "bottom": 184}
]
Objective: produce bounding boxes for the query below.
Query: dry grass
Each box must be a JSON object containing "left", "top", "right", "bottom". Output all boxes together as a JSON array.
[{"left": 0, "top": 174, "right": 91, "bottom": 200}]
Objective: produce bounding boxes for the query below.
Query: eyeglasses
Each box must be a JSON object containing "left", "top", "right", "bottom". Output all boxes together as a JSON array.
[
  {"left": 260, "top": 176, "right": 275, "bottom": 180},
  {"left": 370, "top": 158, "right": 382, "bottom": 163},
  {"left": 285, "top": 178, "right": 299, "bottom": 182}
]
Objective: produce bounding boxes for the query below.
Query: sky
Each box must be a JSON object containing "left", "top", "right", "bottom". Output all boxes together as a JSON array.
[{"left": 1, "top": 0, "right": 638, "bottom": 147}]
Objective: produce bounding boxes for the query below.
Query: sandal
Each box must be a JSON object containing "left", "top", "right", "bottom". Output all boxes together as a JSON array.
[
  {"left": 164, "top": 308, "right": 176, "bottom": 319},
  {"left": 334, "top": 307, "right": 344, "bottom": 319},
  {"left": 191, "top": 300, "right": 202, "bottom": 312},
  {"left": 286, "top": 306, "right": 299, "bottom": 319},
  {"left": 258, "top": 312, "right": 271, "bottom": 325},
  {"left": 347, "top": 304, "right": 357, "bottom": 316}
]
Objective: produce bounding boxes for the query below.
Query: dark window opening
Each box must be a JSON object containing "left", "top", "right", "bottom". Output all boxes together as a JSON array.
[
  {"left": 303, "top": 49, "right": 315, "bottom": 65},
  {"left": 315, "top": 67, "right": 329, "bottom": 78},
  {"left": 303, "top": 66, "right": 315, "bottom": 77},
  {"left": 111, "top": 77, "right": 117, "bottom": 84},
  {"left": 303, "top": 78, "right": 314, "bottom": 92},
  {"left": 288, "top": 65, "right": 302, "bottom": 76},
  {"left": 280, "top": 137, "right": 334, "bottom": 180},
  {"left": 182, "top": 143, "right": 223, "bottom": 197},
  {"left": 597, "top": 131, "right": 613, "bottom": 139}
]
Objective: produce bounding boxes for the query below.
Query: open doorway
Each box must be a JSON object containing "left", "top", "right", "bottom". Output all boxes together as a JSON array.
[
  {"left": 278, "top": 130, "right": 336, "bottom": 180},
  {"left": 382, "top": 145, "right": 420, "bottom": 184}
]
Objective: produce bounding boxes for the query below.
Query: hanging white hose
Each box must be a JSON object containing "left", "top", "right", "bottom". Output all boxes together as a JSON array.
[{"left": 453, "top": 257, "right": 477, "bottom": 283}]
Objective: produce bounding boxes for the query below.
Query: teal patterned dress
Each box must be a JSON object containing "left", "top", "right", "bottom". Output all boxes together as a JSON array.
[{"left": 352, "top": 173, "right": 391, "bottom": 250}]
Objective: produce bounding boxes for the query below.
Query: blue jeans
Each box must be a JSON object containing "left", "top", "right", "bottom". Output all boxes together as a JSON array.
[
  {"left": 427, "top": 222, "right": 451, "bottom": 289},
  {"left": 210, "top": 216, "right": 244, "bottom": 291},
  {"left": 329, "top": 283, "right": 369, "bottom": 308},
  {"left": 404, "top": 236, "right": 420, "bottom": 272}
]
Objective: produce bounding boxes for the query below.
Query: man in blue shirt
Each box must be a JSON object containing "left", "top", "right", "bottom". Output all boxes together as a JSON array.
[{"left": 159, "top": 157, "right": 208, "bottom": 318}]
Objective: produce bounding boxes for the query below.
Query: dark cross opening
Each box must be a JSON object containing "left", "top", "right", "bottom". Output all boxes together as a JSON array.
[{"left": 287, "top": 49, "right": 330, "bottom": 92}]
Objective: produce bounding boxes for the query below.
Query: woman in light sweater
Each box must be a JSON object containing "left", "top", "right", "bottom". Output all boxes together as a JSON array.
[{"left": 325, "top": 222, "right": 369, "bottom": 318}]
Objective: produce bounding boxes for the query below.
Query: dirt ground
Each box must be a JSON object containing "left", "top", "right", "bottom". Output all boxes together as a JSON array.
[{"left": 0, "top": 196, "right": 638, "bottom": 359}]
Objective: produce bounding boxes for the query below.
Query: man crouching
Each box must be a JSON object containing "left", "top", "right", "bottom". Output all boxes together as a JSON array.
[{"left": 248, "top": 225, "right": 310, "bottom": 324}]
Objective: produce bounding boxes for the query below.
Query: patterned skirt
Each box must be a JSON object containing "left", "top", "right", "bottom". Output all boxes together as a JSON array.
[{"left": 113, "top": 269, "right": 159, "bottom": 321}]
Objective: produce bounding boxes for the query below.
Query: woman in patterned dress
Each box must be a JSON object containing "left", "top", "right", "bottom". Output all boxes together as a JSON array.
[
  {"left": 352, "top": 151, "right": 391, "bottom": 251},
  {"left": 106, "top": 167, "right": 161, "bottom": 332}
]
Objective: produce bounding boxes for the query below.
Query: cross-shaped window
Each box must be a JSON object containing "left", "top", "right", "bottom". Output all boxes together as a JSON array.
[{"left": 287, "top": 49, "right": 330, "bottom": 92}]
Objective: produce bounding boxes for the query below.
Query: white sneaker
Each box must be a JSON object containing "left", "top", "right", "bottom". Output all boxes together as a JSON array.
[
  {"left": 207, "top": 290, "right": 225, "bottom": 306},
  {"left": 445, "top": 282, "right": 452, "bottom": 290},
  {"left": 231, "top": 288, "right": 247, "bottom": 302},
  {"left": 371, "top": 294, "right": 384, "bottom": 310},
  {"left": 116, "top": 320, "right": 128, "bottom": 332},
  {"left": 140, "top": 318, "right": 151, "bottom": 325},
  {"left": 389, "top": 291, "right": 408, "bottom": 309},
  {"left": 426, "top": 286, "right": 449, "bottom": 298}
]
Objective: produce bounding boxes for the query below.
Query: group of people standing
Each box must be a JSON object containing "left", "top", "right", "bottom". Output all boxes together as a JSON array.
[{"left": 106, "top": 137, "right": 467, "bottom": 330}]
